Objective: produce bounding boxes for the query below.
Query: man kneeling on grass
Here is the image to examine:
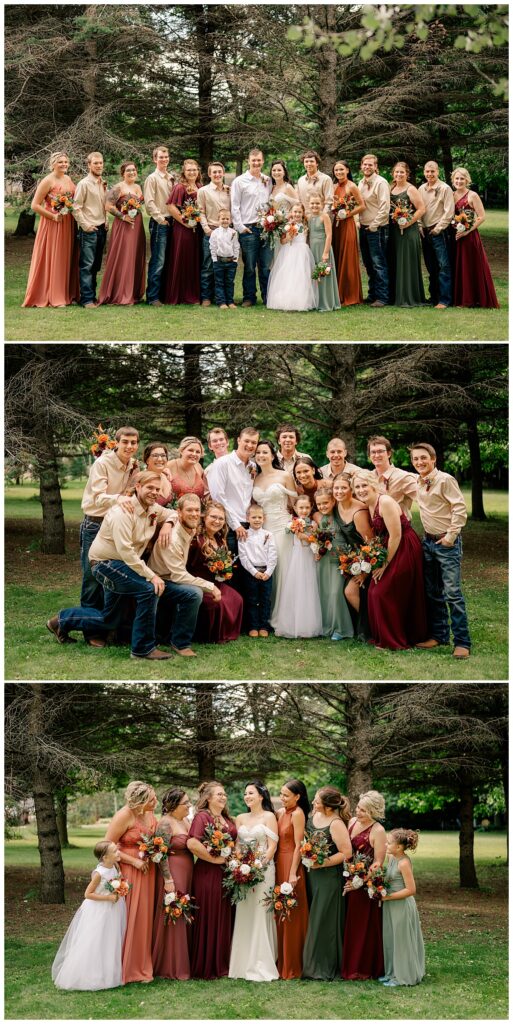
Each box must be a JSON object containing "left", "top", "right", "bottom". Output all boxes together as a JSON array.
[{"left": 46, "top": 472, "right": 203, "bottom": 661}]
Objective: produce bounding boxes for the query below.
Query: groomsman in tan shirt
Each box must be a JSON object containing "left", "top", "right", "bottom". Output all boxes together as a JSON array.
[
  {"left": 418, "top": 161, "right": 455, "bottom": 309},
  {"left": 297, "top": 150, "right": 334, "bottom": 213},
  {"left": 197, "top": 162, "right": 231, "bottom": 306},
  {"left": 358, "top": 154, "right": 390, "bottom": 306},
  {"left": 73, "top": 152, "right": 108, "bottom": 307},
  {"left": 367, "top": 435, "right": 417, "bottom": 518},
  {"left": 143, "top": 145, "right": 175, "bottom": 305},
  {"left": 320, "top": 438, "right": 360, "bottom": 480}
]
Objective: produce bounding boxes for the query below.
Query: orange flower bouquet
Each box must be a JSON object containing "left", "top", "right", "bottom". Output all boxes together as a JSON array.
[
  {"left": 162, "top": 890, "right": 197, "bottom": 926},
  {"left": 261, "top": 881, "right": 299, "bottom": 922}
]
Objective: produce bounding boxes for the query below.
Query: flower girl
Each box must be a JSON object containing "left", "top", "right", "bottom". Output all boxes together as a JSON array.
[
  {"left": 380, "top": 829, "right": 425, "bottom": 987},
  {"left": 52, "top": 840, "right": 127, "bottom": 990},
  {"left": 266, "top": 203, "right": 318, "bottom": 311},
  {"left": 273, "top": 495, "right": 322, "bottom": 638}
]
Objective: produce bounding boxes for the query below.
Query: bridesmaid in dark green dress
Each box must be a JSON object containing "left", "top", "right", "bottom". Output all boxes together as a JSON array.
[
  {"left": 302, "top": 787, "right": 352, "bottom": 980},
  {"left": 314, "top": 489, "right": 354, "bottom": 640},
  {"left": 307, "top": 194, "right": 341, "bottom": 311},
  {"left": 332, "top": 472, "right": 374, "bottom": 642},
  {"left": 388, "top": 162, "right": 426, "bottom": 307}
]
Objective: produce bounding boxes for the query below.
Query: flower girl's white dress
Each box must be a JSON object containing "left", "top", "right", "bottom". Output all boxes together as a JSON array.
[
  {"left": 266, "top": 230, "right": 318, "bottom": 311},
  {"left": 274, "top": 531, "right": 323, "bottom": 638},
  {"left": 52, "top": 863, "right": 127, "bottom": 990}
]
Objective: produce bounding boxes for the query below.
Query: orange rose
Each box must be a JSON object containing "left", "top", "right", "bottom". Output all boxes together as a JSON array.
[
  {"left": 274, "top": 886, "right": 281, "bottom": 894},
  {"left": 275, "top": 900, "right": 283, "bottom": 910},
  {"left": 139, "top": 844, "right": 148, "bottom": 852},
  {"left": 172, "top": 907, "right": 182, "bottom": 917},
  {"left": 153, "top": 837, "right": 164, "bottom": 845}
]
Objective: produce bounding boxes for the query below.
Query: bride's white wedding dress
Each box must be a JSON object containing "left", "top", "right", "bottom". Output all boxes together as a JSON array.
[
  {"left": 252, "top": 481, "right": 295, "bottom": 621},
  {"left": 228, "top": 823, "right": 279, "bottom": 981}
]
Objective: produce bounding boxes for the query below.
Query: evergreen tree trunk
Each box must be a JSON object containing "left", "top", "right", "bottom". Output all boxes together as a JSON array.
[
  {"left": 467, "top": 415, "right": 487, "bottom": 520},
  {"left": 327, "top": 345, "right": 358, "bottom": 453},
  {"left": 458, "top": 775, "right": 479, "bottom": 888},
  {"left": 195, "top": 683, "right": 216, "bottom": 780},
  {"left": 29, "top": 684, "right": 65, "bottom": 903},
  {"left": 37, "top": 420, "right": 66, "bottom": 555},
  {"left": 55, "top": 792, "right": 70, "bottom": 848},
  {"left": 183, "top": 345, "right": 204, "bottom": 438},
  {"left": 344, "top": 684, "right": 374, "bottom": 810},
  {"left": 196, "top": 5, "right": 215, "bottom": 174},
  {"left": 314, "top": 6, "right": 339, "bottom": 168}
]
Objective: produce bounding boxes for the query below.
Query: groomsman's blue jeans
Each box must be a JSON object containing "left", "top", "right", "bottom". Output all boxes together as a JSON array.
[
  {"left": 213, "top": 260, "right": 237, "bottom": 305},
  {"left": 80, "top": 518, "right": 103, "bottom": 610},
  {"left": 200, "top": 233, "right": 215, "bottom": 301},
  {"left": 359, "top": 225, "right": 389, "bottom": 304},
  {"left": 59, "top": 560, "right": 158, "bottom": 656},
  {"left": 157, "top": 580, "right": 203, "bottom": 650},
  {"left": 421, "top": 535, "right": 471, "bottom": 649},
  {"left": 147, "top": 219, "right": 170, "bottom": 303},
  {"left": 238, "top": 225, "right": 272, "bottom": 304},
  {"left": 78, "top": 225, "right": 107, "bottom": 305},
  {"left": 421, "top": 228, "right": 453, "bottom": 307}
]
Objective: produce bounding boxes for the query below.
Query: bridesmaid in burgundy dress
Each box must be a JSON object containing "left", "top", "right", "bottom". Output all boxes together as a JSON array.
[
  {"left": 164, "top": 159, "right": 202, "bottom": 304},
  {"left": 23, "top": 150, "right": 79, "bottom": 307},
  {"left": 167, "top": 436, "right": 208, "bottom": 502},
  {"left": 353, "top": 471, "right": 428, "bottom": 650},
  {"left": 275, "top": 780, "right": 310, "bottom": 979},
  {"left": 187, "top": 501, "right": 243, "bottom": 643},
  {"left": 98, "top": 161, "right": 146, "bottom": 305},
  {"left": 342, "top": 790, "right": 386, "bottom": 981},
  {"left": 152, "top": 787, "right": 194, "bottom": 980},
  {"left": 187, "top": 781, "right": 237, "bottom": 979},
  {"left": 451, "top": 167, "right": 499, "bottom": 309},
  {"left": 104, "top": 781, "right": 157, "bottom": 984}
]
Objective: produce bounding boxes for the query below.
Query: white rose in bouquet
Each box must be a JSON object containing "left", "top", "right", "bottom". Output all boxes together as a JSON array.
[
  {"left": 398, "top": 216, "right": 408, "bottom": 227},
  {"left": 239, "top": 863, "right": 251, "bottom": 876},
  {"left": 350, "top": 560, "right": 362, "bottom": 575},
  {"left": 152, "top": 852, "right": 163, "bottom": 862},
  {"left": 280, "top": 882, "right": 293, "bottom": 895},
  {"left": 220, "top": 847, "right": 231, "bottom": 858},
  {"left": 128, "top": 208, "right": 138, "bottom": 218},
  {"left": 164, "top": 891, "right": 177, "bottom": 905},
  {"left": 254, "top": 859, "right": 263, "bottom": 869},
  {"left": 228, "top": 859, "right": 239, "bottom": 870},
  {"left": 457, "top": 223, "right": 466, "bottom": 233},
  {"left": 360, "top": 560, "right": 372, "bottom": 573},
  {"left": 310, "top": 543, "right": 319, "bottom": 556},
  {"left": 351, "top": 875, "right": 364, "bottom": 889},
  {"left": 301, "top": 857, "right": 314, "bottom": 870},
  {"left": 110, "top": 879, "right": 121, "bottom": 889},
  {"left": 337, "top": 209, "right": 347, "bottom": 220}
]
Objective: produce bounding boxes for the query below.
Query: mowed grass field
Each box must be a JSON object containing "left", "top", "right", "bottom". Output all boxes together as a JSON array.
[
  {"left": 4, "top": 828, "right": 508, "bottom": 1019},
  {"left": 4, "top": 484, "right": 508, "bottom": 681},
  {"left": 4, "top": 209, "right": 508, "bottom": 341}
]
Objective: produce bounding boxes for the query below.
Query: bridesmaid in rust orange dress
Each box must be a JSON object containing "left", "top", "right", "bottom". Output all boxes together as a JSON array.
[
  {"left": 104, "top": 781, "right": 157, "bottom": 984},
  {"left": 167, "top": 436, "right": 209, "bottom": 502},
  {"left": 152, "top": 787, "right": 194, "bottom": 980},
  {"left": 275, "top": 779, "right": 310, "bottom": 978},
  {"left": 23, "top": 150, "right": 79, "bottom": 307},
  {"left": 331, "top": 161, "right": 365, "bottom": 306},
  {"left": 98, "top": 161, "right": 146, "bottom": 305}
]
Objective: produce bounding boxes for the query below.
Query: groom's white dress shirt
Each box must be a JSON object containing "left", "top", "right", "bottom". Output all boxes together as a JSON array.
[
  {"left": 207, "top": 451, "right": 254, "bottom": 531},
  {"left": 230, "top": 171, "right": 272, "bottom": 233}
]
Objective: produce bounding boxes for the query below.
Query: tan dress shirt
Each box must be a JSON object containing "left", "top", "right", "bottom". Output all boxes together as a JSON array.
[
  {"left": 297, "top": 172, "right": 334, "bottom": 213},
  {"left": 81, "top": 450, "right": 139, "bottom": 518},
  {"left": 415, "top": 469, "right": 467, "bottom": 544},
  {"left": 73, "top": 174, "right": 107, "bottom": 231},
  {"left": 197, "top": 181, "right": 231, "bottom": 232},
  {"left": 148, "top": 522, "right": 214, "bottom": 592},
  {"left": 276, "top": 449, "right": 311, "bottom": 473},
  {"left": 418, "top": 181, "right": 454, "bottom": 233},
  {"left": 143, "top": 169, "right": 175, "bottom": 225},
  {"left": 371, "top": 466, "right": 418, "bottom": 519},
  {"left": 358, "top": 173, "right": 390, "bottom": 229},
  {"left": 88, "top": 498, "right": 176, "bottom": 580},
  {"left": 320, "top": 460, "right": 360, "bottom": 480}
]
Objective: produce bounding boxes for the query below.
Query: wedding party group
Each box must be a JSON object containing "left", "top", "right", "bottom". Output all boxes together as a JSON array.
[
  {"left": 22, "top": 145, "right": 498, "bottom": 313},
  {"left": 52, "top": 779, "right": 425, "bottom": 990},
  {"left": 46, "top": 422, "right": 472, "bottom": 661}
]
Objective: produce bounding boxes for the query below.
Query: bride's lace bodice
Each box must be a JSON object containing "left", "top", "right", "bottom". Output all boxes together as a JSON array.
[
  {"left": 271, "top": 191, "right": 295, "bottom": 213},
  {"left": 252, "top": 482, "right": 296, "bottom": 533},
  {"left": 238, "top": 823, "right": 279, "bottom": 855}
]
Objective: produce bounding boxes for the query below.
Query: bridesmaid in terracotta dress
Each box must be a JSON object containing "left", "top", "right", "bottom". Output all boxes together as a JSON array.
[
  {"left": 331, "top": 160, "right": 365, "bottom": 306},
  {"left": 164, "top": 158, "right": 202, "bottom": 304},
  {"left": 152, "top": 787, "right": 194, "bottom": 980},
  {"left": 98, "top": 161, "right": 146, "bottom": 305},
  {"left": 187, "top": 781, "right": 237, "bottom": 979},
  {"left": 275, "top": 779, "right": 310, "bottom": 979},
  {"left": 104, "top": 781, "right": 157, "bottom": 984},
  {"left": 186, "top": 501, "right": 243, "bottom": 643},
  {"left": 451, "top": 166, "right": 499, "bottom": 308},
  {"left": 167, "top": 436, "right": 209, "bottom": 502},
  {"left": 352, "top": 471, "right": 428, "bottom": 650},
  {"left": 23, "top": 150, "right": 79, "bottom": 307},
  {"left": 342, "top": 790, "right": 387, "bottom": 981}
]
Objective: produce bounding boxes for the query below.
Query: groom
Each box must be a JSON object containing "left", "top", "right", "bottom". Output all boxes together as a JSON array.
[
  {"left": 230, "top": 149, "right": 272, "bottom": 306},
  {"left": 208, "top": 427, "right": 260, "bottom": 598}
]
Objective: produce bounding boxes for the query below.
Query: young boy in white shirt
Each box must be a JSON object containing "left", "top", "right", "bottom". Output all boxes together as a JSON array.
[
  {"left": 208, "top": 208, "right": 240, "bottom": 308},
  {"left": 237, "top": 503, "right": 277, "bottom": 637}
]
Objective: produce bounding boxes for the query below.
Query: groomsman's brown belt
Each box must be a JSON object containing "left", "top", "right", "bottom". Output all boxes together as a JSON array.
[
  {"left": 425, "top": 532, "right": 446, "bottom": 541},
  {"left": 84, "top": 515, "right": 104, "bottom": 524}
]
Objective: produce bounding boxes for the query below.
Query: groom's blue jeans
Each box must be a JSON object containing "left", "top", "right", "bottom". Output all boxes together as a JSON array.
[
  {"left": 238, "top": 225, "right": 272, "bottom": 304},
  {"left": 422, "top": 535, "right": 471, "bottom": 649}
]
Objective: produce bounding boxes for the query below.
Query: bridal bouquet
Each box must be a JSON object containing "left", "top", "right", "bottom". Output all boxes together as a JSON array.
[
  {"left": 120, "top": 194, "right": 144, "bottom": 220},
  {"left": 162, "top": 890, "right": 197, "bottom": 926},
  {"left": 257, "top": 204, "right": 287, "bottom": 247},
  {"left": 105, "top": 876, "right": 132, "bottom": 898},
  {"left": 391, "top": 198, "right": 415, "bottom": 234},
  {"left": 452, "top": 209, "right": 476, "bottom": 234},
  {"left": 342, "top": 855, "right": 372, "bottom": 889},
  {"left": 331, "top": 193, "right": 357, "bottom": 221},
  {"left": 202, "top": 822, "right": 235, "bottom": 859},
  {"left": 48, "top": 191, "right": 76, "bottom": 215},
  {"left": 137, "top": 832, "right": 169, "bottom": 863},
  {"left": 312, "top": 260, "right": 332, "bottom": 280},
  {"left": 222, "top": 843, "right": 266, "bottom": 903},
  {"left": 205, "top": 546, "right": 234, "bottom": 581},
  {"left": 261, "top": 881, "right": 298, "bottom": 922},
  {"left": 365, "top": 864, "right": 389, "bottom": 902},
  {"left": 300, "top": 829, "right": 331, "bottom": 870},
  {"left": 180, "top": 201, "right": 201, "bottom": 229},
  {"left": 90, "top": 424, "right": 117, "bottom": 459}
]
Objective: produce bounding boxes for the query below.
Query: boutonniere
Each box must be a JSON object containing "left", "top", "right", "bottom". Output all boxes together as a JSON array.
[
  {"left": 247, "top": 463, "right": 257, "bottom": 481},
  {"left": 148, "top": 511, "right": 158, "bottom": 525},
  {"left": 261, "top": 174, "right": 270, "bottom": 185}
]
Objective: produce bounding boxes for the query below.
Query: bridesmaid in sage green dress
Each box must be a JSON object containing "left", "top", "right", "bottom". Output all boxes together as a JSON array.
[
  {"left": 388, "top": 162, "right": 426, "bottom": 307},
  {"left": 332, "top": 472, "right": 374, "bottom": 642},
  {"left": 314, "top": 490, "right": 354, "bottom": 640},
  {"left": 381, "top": 828, "right": 425, "bottom": 987},
  {"left": 307, "top": 193, "right": 341, "bottom": 311},
  {"left": 302, "top": 787, "right": 352, "bottom": 981}
]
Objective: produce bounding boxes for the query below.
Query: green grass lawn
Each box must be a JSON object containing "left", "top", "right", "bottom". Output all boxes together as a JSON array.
[
  {"left": 4, "top": 485, "right": 508, "bottom": 681},
  {"left": 4, "top": 829, "right": 508, "bottom": 1019},
  {"left": 4, "top": 209, "right": 508, "bottom": 341}
]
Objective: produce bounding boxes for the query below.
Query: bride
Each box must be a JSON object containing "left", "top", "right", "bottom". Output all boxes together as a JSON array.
[
  {"left": 269, "top": 160, "right": 298, "bottom": 215},
  {"left": 252, "top": 440, "right": 297, "bottom": 619},
  {"left": 228, "top": 781, "right": 279, "bottom": 982}
]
